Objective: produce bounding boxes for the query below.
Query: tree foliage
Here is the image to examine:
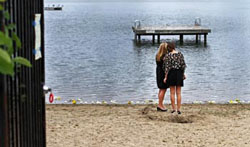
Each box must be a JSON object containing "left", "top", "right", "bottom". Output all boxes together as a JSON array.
[{"left": 0, "top": 1, "right": 32, "bottom": 76}]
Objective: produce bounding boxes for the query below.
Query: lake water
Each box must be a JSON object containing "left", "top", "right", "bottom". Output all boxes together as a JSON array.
[{"left": 45, "top": 0, "right": 250, "bottom": 103}]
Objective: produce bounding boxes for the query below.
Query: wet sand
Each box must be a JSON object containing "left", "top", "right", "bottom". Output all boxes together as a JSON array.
[{"left": 46, "top": 104, "right": 250, "bottom": 147}]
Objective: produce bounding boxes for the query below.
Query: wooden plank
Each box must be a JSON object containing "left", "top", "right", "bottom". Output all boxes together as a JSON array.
[
  {"left": 135, "top": 30, "right": 210, "bottom": 35},
  {"left": 134, "top": 26, "right": 211, "bottom": 31},
  {"left": 146, "top": 30, "right": 155, "bottom": 33},
  {"left": 133, "top": 25, "right": 211, "bottom": 35}
]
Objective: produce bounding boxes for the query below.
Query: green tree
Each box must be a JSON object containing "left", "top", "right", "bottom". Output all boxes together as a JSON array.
[{"left": 0, "top": 0, "right": 31, "bottom": 76}]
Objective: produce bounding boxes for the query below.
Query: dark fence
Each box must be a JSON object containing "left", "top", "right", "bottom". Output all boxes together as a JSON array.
[{"left": 0, "top": 0, "right": 45, "bottom": 147}]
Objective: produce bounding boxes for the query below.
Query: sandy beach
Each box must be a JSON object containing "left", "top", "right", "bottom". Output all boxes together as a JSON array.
[{"left": 46, "top": 104, "right": 250, "bottom": 147}]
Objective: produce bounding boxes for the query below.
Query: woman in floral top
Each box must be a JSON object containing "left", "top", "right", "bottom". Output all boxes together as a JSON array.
[{"left": 163, "top": 42, "right": 186, "bottom": 114}]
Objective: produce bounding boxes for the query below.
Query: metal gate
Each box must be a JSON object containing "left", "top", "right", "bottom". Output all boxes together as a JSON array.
[{"left": 0, "top": 0, "right": 45, "bottom": 146}]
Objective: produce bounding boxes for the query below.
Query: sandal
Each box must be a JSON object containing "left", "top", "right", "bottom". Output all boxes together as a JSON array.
[
  {"left": 157, "top": 107, "right": 168, "bottom": 112},
  {"left": 177, "top": 111, "right": 181, "bottom": 115},
  {"left": 171, "top": 110, "right": 176, "bottom": 113}
]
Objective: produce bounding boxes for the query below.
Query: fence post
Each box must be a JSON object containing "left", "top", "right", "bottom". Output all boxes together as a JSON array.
[
  {"left": 1, "top": 1, "right": 46, "bottom": 146},
  {"left": 0, "top": 4, "right": 9, "bottom": 147},
  {"left": 0, "top": 75, "right": 9, "bottom": 147}
]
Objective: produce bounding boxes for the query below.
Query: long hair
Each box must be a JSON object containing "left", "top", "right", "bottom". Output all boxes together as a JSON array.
[
  {"left": 156, "top": 42, "right": 168, "bottom": 62},
  {"left": 167, "top": 42, "right": 175, "bottom": 52}
]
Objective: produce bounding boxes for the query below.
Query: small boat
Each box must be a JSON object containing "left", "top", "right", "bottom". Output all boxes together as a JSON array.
[{"left": 44, "top": 4, "right": 63, "bottom": 11}]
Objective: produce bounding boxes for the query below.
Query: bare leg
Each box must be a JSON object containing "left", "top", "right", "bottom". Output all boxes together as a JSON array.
[
  {"left": 176, "top": 86, "right": 182, "bottom": 111},
  {"left": 170, "top": 86, "right": 176, "bottom": 110},
  {"left": 158, "top": 89, "right": 167, "bottom": 109}
]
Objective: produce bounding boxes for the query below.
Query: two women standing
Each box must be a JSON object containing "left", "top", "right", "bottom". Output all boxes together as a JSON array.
[{"left": 156, "top": 42, "right": 186, "bottom": 114}]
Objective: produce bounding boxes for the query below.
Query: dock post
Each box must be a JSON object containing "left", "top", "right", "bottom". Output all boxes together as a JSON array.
[
  {"left": 152, "top": 35, "right": 155, "bottom": 44},
  {"left": 196, "top": 34, "right": 199, "bottom": 43},
  {"left": 134, "top": 34, "right": 137, "bottom": 42},
  {"left": 157, "top": 35, "right": 160, "bottom": 43},
  {"left": 204, "top": 34, "right": 207, "bottom": 44},
  {"left": 138, "top": 35, "right": 141, "bottom": 43},
  {"left": 180, "top": 35, "right": 183, "bottom": 44}
]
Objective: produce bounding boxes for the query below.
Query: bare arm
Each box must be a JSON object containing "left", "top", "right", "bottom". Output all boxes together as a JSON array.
[{"left": 180, "top": 53, "right": 187, "bottom": 79}]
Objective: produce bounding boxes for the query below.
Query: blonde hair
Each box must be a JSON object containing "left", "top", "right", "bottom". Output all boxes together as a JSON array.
[{"left": 156, "top": 42, "right": 168, "bottom": 62}]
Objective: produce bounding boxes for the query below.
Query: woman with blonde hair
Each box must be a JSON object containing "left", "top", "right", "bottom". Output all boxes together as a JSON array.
[{"left": 156, "top": 42, "right": 169, "bottom": 111}]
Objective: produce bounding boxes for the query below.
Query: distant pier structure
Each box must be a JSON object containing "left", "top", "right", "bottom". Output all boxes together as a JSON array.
[
  {"left": 45, "top": 4, "right": 63, "bottom": 11},
  {"left": 132, "top": 18, "right": 211, "bottom": 44}
]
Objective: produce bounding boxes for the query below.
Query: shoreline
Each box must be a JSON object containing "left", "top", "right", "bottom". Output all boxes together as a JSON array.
[
  {"left": 47, "top": 99, "right": 249, "bottom": 105},
  {"left": 46, "top": 104, "right": 250, "bottom": 147}
]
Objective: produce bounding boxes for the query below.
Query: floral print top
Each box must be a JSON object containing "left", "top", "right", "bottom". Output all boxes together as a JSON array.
[{"left": 163, "top": 52, "right": 186, "bottom": 75}]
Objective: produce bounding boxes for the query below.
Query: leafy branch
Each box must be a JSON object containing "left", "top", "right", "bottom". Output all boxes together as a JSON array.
[{"left": 0, "top": 0, "right": 32, "bottom": 76}]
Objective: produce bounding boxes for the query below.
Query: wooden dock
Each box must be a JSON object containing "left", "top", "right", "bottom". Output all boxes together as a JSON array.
[{"left": 132, "top": 25, "right": 211, "bottom": 44}]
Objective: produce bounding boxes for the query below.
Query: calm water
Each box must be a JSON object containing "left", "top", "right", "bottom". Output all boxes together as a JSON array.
[{"left": 45, "top": 0, "right": 250, "bottom": 103}]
